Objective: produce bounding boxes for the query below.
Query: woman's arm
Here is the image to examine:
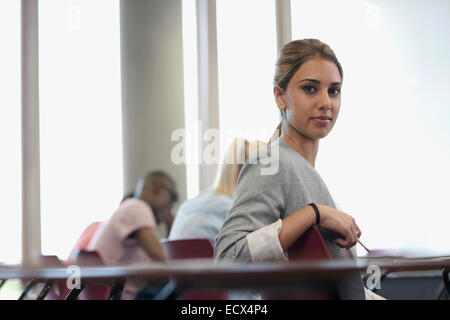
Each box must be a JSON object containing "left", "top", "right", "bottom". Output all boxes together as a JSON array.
[
  {"left": 279, "top": 204, "right": 361, "bottom": 251},
  {"left": 215, "top": 188, "right": 285, "bottom": 262},
  {"left": 279, "top": 205, "right": 316, "bottom": 251},
  {"left": 134, "top": 227, "right": 166, "bottom": 262}
]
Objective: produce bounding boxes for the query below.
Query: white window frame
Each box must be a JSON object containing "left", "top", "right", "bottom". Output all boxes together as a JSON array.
[{"left": 193, "top": 0, "right": 290, "bottom": 191}]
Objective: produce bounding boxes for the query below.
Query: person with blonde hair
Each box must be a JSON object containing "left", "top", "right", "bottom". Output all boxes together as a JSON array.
[{"left": 169, "top": 137, "right": 265, "bottom": 245}]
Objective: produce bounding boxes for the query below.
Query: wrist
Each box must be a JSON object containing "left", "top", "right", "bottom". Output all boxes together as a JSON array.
[
  {"left": 307, "top": 203, "right": 321, "bottom": 226},
  {"left": 302, "top": 204, "right": 317, "bottom": 228},
  {"left": 316, "top": 204, "right": 329, "bottom": 226}
]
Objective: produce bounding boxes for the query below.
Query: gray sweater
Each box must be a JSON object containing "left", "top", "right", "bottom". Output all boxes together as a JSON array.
[{"left": 214, "top": 138, "right": 365, "bottom": 299}]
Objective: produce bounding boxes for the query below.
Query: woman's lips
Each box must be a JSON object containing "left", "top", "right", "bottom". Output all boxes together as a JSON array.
[{"left": 312, "top": 117, "right": 331, "bottom": 125}]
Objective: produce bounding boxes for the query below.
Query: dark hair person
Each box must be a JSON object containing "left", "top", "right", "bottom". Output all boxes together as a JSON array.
[{"left": 215, "top": 39, "right": 373, "bottom": 300}]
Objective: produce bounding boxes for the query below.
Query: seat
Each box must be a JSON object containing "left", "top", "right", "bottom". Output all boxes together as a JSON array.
[
  {"left": 69, "top": 250, "right": 113, "bottom": 300},
  {"left": 262, "top": 226, "right": 337, "bottom": 300},
  {"left": 161, "top": 238, "right": 217, "bottom": 260},
  {"left": 66, "top": 221, "right": 102, "bottom": 264},
  {"left": 159, "top": 238, "right": 228, "bottom": 300},
  {"left": 62, "top": 222, "right": 117, "bottom": 299},
  {"left": 286, "top": 225, "right": 333, "bottom": 261}
]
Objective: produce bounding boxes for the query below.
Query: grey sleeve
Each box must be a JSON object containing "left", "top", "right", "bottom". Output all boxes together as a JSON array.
[{"left": 214, "top": 162, "right": 286, "bottom": 262}]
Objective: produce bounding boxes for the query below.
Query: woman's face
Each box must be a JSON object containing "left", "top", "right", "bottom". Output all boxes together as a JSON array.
[{"left": 275, "top": 57, "right": 342, "bottom": 141}]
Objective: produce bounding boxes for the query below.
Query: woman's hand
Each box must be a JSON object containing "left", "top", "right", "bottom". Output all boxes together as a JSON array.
[{"left": 317, "top": 205, "right": 362, "bottom": 249}]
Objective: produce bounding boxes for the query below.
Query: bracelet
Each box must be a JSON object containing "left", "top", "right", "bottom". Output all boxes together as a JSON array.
[{"left": 308, "top": 203, "right": 320, "bottom": 226}]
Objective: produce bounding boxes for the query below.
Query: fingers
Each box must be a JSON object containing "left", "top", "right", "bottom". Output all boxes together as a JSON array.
[
  {"left": 336, "top": 224, "right": 361, "bottom": 249},
  {"left": 335, "top": 237, "right": 354, "bottom": 249},
  {"left": 334, "top": 238, "right": 347, "bottom": 248},
  {"left": 322, "top": 207, "right": 362, "bottom": 249},
  {"left": 348, "top": 229, "right": 356, "bottom": 245},
  {"left": 350, "top": 218, "right": 361, "bottom": 241},
  {"left": 335, "top": 230, "right": 356, "bottom": 249},
  {"left": 351, "top": 225, "right": 359, "bottom": 240},
  {"left": 355, "top": 224, "right": 362, "bottom": 238}
]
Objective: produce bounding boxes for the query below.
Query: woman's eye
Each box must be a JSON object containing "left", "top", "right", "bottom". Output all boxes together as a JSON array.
[
  {"left": 329, "top": 87, "right": 341, "bottom": 95},
  {"left": 303, "top": 85, "right": 316, "bottom": 93}
]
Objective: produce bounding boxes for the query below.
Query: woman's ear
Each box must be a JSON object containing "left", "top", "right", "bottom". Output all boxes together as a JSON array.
[{"left": 273, "top": 86, "right": 286, "bottom": 112}]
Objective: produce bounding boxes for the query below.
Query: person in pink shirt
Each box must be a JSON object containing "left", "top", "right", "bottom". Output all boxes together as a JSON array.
[{"left": 88, "top": 171, "right": 178, "bottom": 299}]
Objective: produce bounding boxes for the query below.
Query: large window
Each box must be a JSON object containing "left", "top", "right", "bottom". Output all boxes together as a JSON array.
[
  {"left": 216, "top": 0, "right": 279, "bottom": 150},
  {"left": 291, "top": 0, "right": 450, "bottom": 256},
  {"left": 181, "top": 0, "right": 280, "bottom": 197},
  {"left": 0, "top": 0, "right": 21, "bottom": 265},
  {"left": 39, "top": 0, "right": 123, "bottom": 259}
]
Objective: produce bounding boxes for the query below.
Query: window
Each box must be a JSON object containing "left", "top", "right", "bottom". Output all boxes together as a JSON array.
[
  {"left": 0, "top": 0, "right": 21, "bottom": 265},
  {"left": 39, "top": 0, "right": 123, "bottom": 259},
  {"left": 181, "top": 0, "right": 200, "bottom": 199},
  {"left": 216, "top": 0, "right": 279, "bottom": 151},
  {"left": 291, "top": 0, "right": 450, "bottom": 256}
]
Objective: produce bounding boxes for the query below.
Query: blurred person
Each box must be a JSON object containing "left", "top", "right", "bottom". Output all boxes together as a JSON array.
[
  {"left": 87, "top": 170, "right": 178, "bottom": 299},
  {"left": 66, "top": 190, "right": 141, "bottom": 265}
]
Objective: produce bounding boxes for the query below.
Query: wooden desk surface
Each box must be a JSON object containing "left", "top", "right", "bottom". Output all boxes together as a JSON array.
[{"left": 1, "top": 257, "right": 449, "bottom": 291}]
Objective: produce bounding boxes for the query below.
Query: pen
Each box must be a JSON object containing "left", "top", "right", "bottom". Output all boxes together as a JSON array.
[{"left": 358, "top": 239, "right": 370, "bottom": 254}]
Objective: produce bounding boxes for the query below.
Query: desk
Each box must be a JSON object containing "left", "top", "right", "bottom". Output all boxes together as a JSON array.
[{"left": 1, "top": 257, "right": 449, "bottom": 299}]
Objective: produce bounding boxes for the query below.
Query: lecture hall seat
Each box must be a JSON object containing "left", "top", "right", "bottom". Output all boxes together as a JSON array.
[
  {"left": 262, "top": 225, "right": 338, "bottom": 300},
  {"left": 66, "top": 221, "right": 102, "bottom": 265},
  {"left": 160, "top": 238, "right": 228, "bottom": 300},
  {"left": 69, "top": 250, "right": 113, "bottom": 300}
]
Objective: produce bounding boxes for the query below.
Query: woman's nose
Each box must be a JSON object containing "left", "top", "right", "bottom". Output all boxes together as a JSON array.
[{"left": 319, "top": 90, "right": 331, "bottom": 110}]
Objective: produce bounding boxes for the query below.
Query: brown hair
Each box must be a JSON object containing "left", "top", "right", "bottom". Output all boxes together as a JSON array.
[{"left": 273, "top": 39, "right": 343, "bottom": 90}]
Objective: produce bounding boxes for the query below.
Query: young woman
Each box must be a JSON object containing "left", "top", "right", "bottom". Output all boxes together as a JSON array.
[{"left": 214, "top": 39, "right": 367, "bottom": 299}]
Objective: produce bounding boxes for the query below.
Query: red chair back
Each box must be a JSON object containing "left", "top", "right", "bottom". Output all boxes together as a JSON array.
[
  {"left": 287, "top": 225, "right": 333, "bottom": 260},
  {"left": 263, "top": 226, "right": 337, "bottom": 300},
  {"left": 160, "top": 238, "right": 227, "bottom": 300},
  {"left": 72, "top": 250, "right": 111, "bottom": 300},
  {"left": 67, "top": 221, "right": 102, "bottom": 264},
  {"left": 161, "top": 238, "right": 215, "bottom": 259}
]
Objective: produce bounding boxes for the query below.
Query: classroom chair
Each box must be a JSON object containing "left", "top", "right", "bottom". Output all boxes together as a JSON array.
[
  {"left": 156, "top": 238, "right": 228, "bottom": 300},
  {"left": 67, "top": 250, "right": 121, "bottom": 300},
  {"left": 262, "top": 225, "right": 338, "bottom": 300},
  {"left": 66, "top": 221, "right": 102, "bottom": 265}
]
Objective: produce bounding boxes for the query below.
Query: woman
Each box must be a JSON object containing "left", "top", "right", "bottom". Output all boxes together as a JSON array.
[
  {"left": 215, "top": 39, "right": 367, "bottom": 300},
  {"left": 169, "top": 137, "right": 265, "bottom": 246}
]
